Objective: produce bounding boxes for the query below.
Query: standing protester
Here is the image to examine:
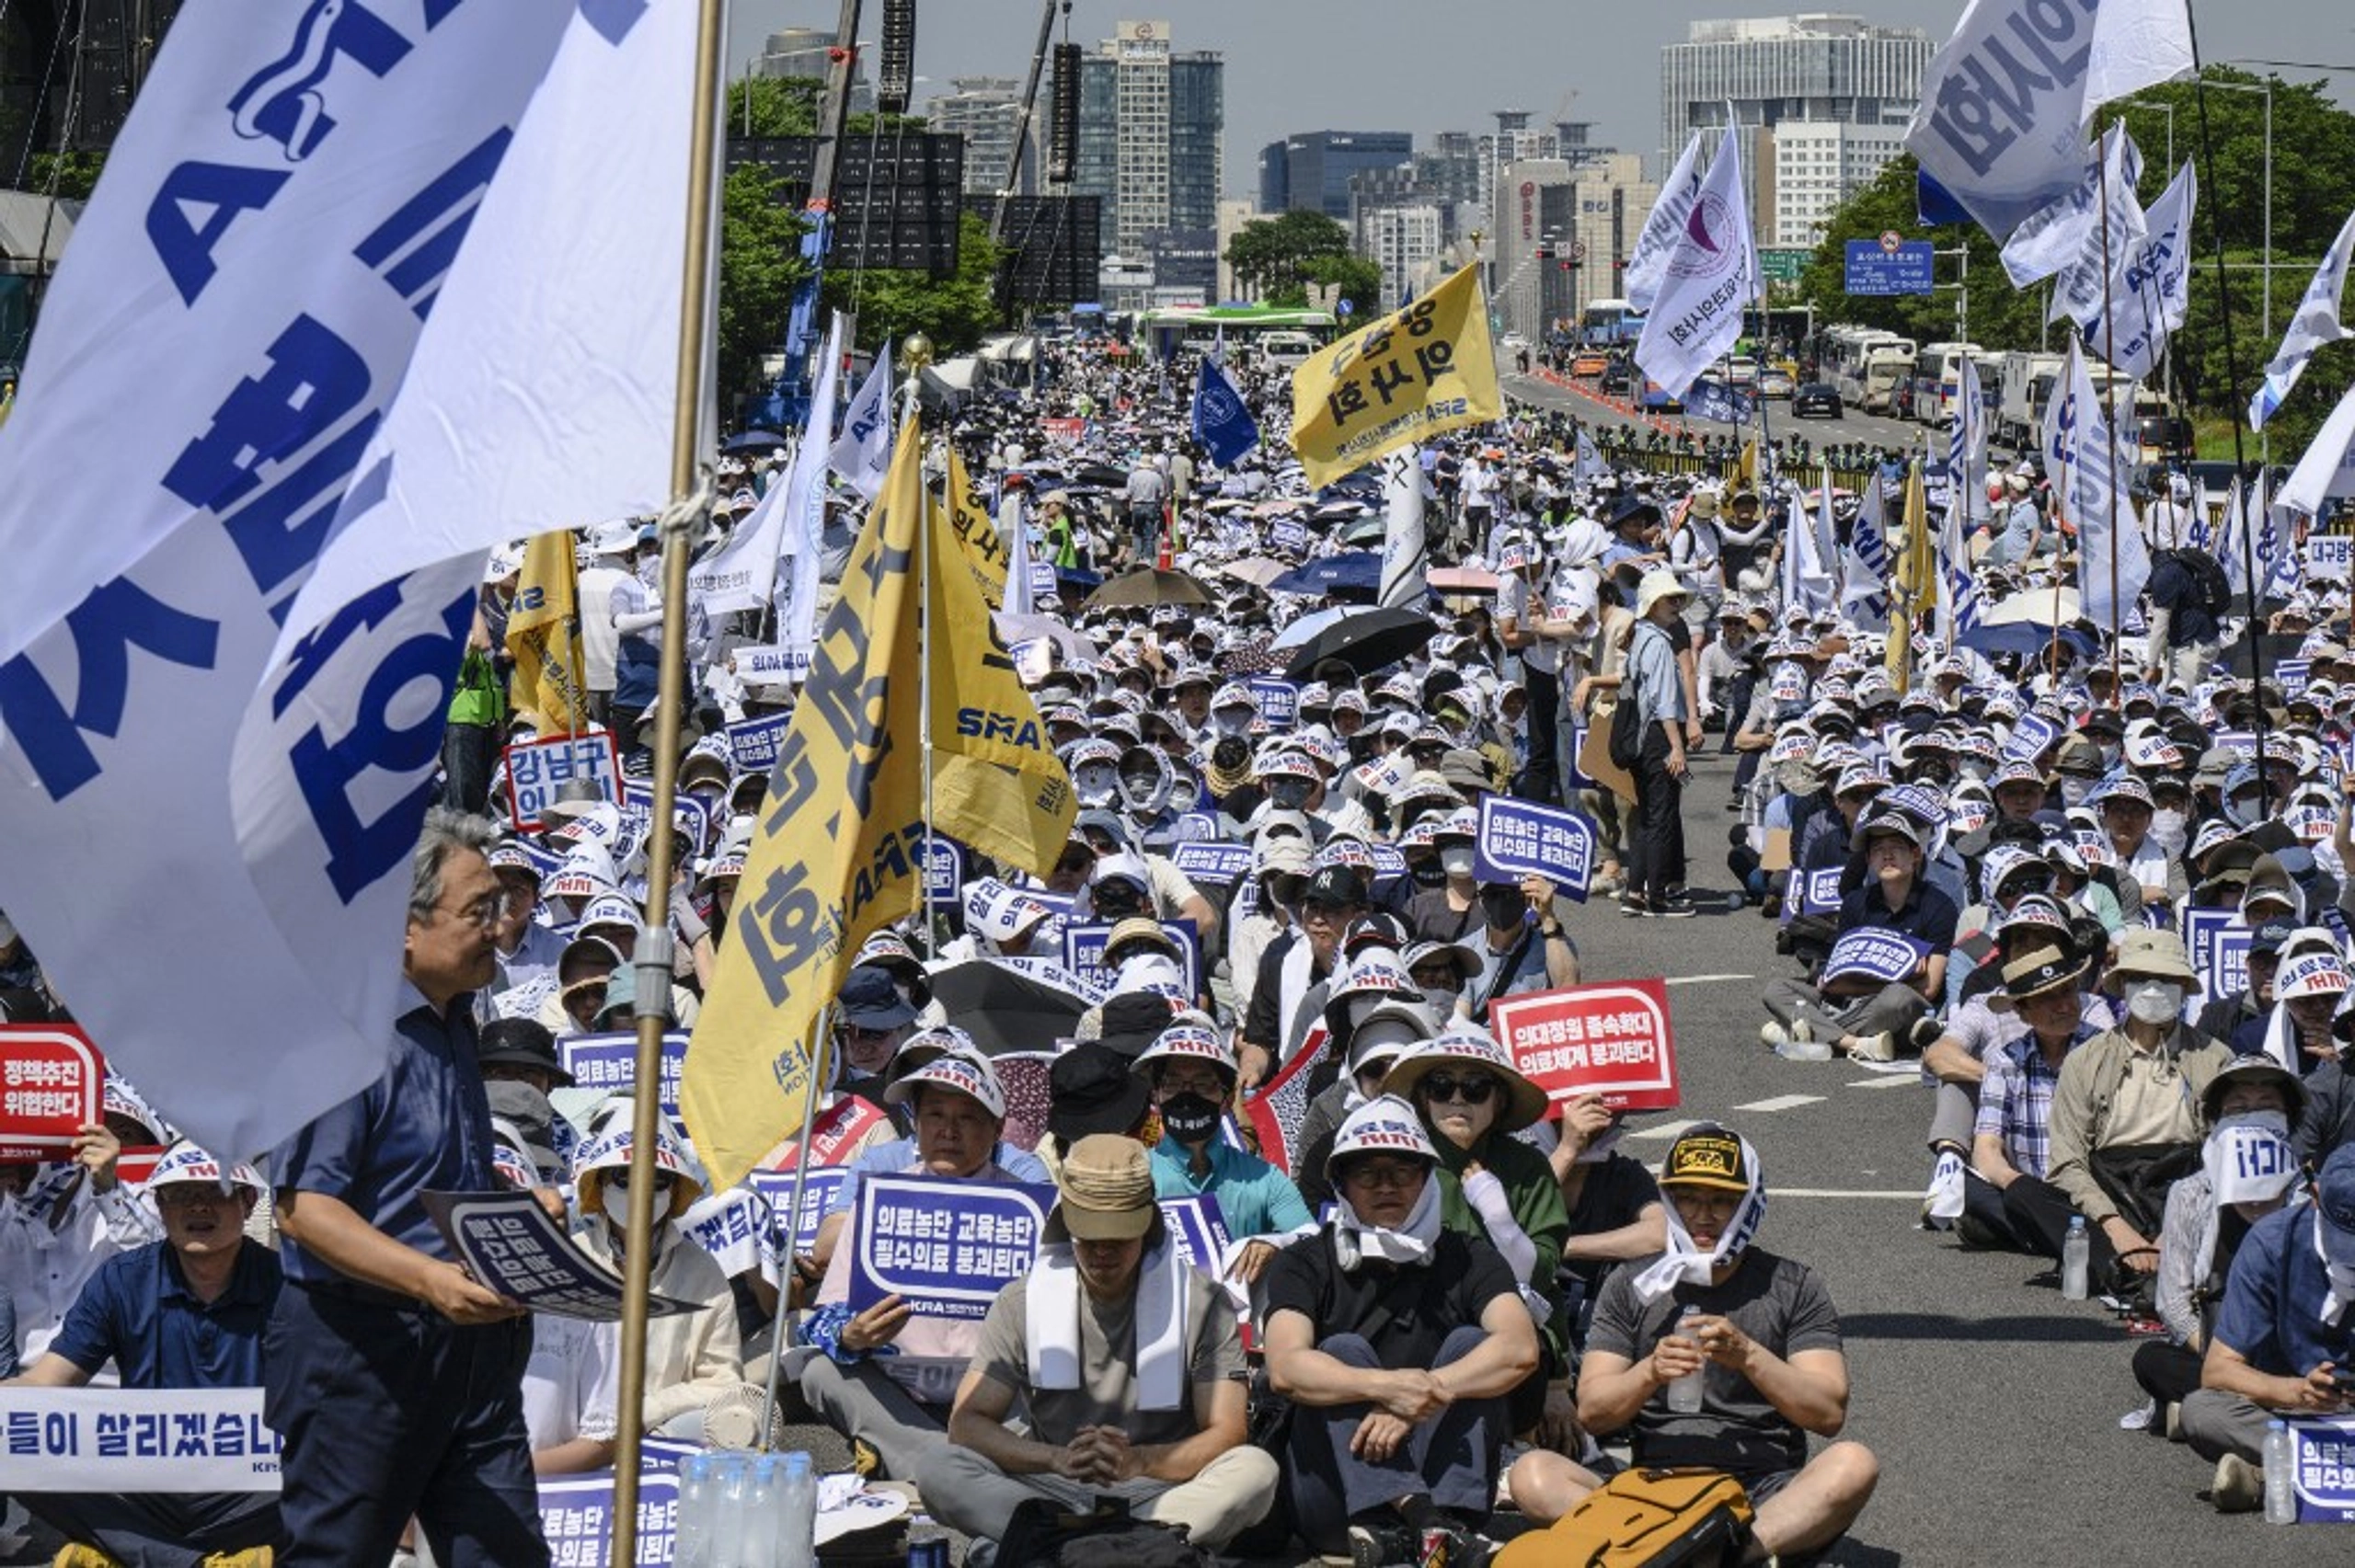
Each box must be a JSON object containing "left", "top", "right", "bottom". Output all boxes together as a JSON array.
[
  {"left": 266, "top": 810, "right": 546, "bottom": 1567},
  {"left": 1624, "top": 568, "right": 1694, "bottom": 919}
]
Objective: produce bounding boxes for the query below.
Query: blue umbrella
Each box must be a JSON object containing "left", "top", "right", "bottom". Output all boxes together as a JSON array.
[
  {"left": 1268, "top": 551, "right": 1382, "bottom": 600},
  {"left": 1958, "top": 623, "right": 2100, "bottom": 660},
  {"left": 723, "top": 429, "right": 787, "bottom": 452}
]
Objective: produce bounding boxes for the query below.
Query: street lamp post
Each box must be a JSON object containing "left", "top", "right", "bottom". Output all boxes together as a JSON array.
[{"left": 2199, "top": 75, "right": 2273, "bottom": 467}]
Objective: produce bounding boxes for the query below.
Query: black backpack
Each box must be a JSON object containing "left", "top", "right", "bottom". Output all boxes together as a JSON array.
[{"left": 2171, "top": 549, "right": 2233, "bottom": 618}]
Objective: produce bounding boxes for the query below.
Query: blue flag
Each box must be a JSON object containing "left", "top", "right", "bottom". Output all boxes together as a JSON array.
[{"left": 1192, "top": 356, "right": 1260, "bottom": 467}]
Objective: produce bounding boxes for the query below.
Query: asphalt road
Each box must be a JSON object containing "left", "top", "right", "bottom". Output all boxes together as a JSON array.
[{"left": 1509, "top": 369, "right": 1938, "bottom": 463}]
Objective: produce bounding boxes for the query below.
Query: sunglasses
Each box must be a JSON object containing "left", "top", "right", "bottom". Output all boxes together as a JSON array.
[{"left": 1420, "top": 1072, "right": 1499, "bottom": 1105}]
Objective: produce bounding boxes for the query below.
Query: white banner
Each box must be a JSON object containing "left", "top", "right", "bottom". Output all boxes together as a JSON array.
[
  {"left": 2088, "top": 160, "right": 2197, "bottom": 379},
  {"left": 1950, "top": 354, "right": 1990, "bottom": 526},
  {"left": 2044, "top": 124, "right": 2148, "bottom": 321},
  {"left": 692, "top": 315, "right": 844, "bottom": 618},
  {"left": 2051, "top": 339, "right": 2149, "bottom": 633},
  {"left": 2082, "top": 0, "right": 2195, "bottom": 122},
  {"left": 2002, "top": 122, "right": 2142, "bottom": 291},
  {"left": 2281, "top": 380, "right": 2355, "bottom": 517},
  {"left": 1623, "top": 132, "right": 1704, "bottom": 315},
  {"left": 2251, "top": 206, "right": 2355, "bottom": 430},
  {"left": 830, "top": 353, "right": 894, "bottom": 500},
  {"left": 0, "top": 1388, "right": 281, "bottom": 1493},
  {"left": 1633, "top": 127, "right": 1755, "bottom": 400},
  {"left": 1378, "top": 444, "right": 1427, "bottom": 609},
  {"left": 0, "top": 0, "right": 580, "bottom": 1161},
  {"left": 1908, "top": 0, "right": 2108, "bottom": 241}
]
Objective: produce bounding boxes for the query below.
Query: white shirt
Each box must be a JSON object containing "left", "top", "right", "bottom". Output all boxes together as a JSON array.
[{"left": 576, "top": 561, "right": 631, "bottom": 691}]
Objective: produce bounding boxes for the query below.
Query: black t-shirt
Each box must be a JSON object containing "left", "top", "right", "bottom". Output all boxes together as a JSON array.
[
  {"left": 1586, "top": 1247, "right": 1844, "bottom": 1474},
  {"left": 1558, "top": 1153, "right": 1661, "bottom": 1293},
  {"left": 1263, "top": 1227, "right": 1518, "bottom": 1370}
]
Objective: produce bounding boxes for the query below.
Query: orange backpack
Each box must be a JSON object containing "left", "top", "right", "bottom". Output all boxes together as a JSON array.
[{"left": 1496, "top": 1468, "right": 1755, "bottom": 1568}]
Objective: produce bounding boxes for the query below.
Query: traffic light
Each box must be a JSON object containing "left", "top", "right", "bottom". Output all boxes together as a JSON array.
[
  {"left": 1534, "top": 245, "right": 1552, "bottom": 261},
  {"left": 878, "top": 0, "right": 916, "bottom": 115},
  {"left": 1048, "top": 42, "right": 1081, "bottom": 184}
]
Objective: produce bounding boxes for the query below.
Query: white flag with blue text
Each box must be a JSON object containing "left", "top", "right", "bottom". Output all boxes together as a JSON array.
[
  {"left": 691, "top": 313, "right": 844, "bottom": 619},
  {"left": 2041, "top": 125, "right": 2147, "bottom": 320},
  {"left": 2086, "top": 160, "right": 2196, "bottom": 380},
  {"left": 2280, "top": 379, "right": 2355, "bottom": 519},
  {"left": 2002, "top": 122, "right": 2141, "bottom": 292},
  {"left": 2250, "top": 207, "right": 2355, "bottom": 431},
  {"left": 0, "top": 0, "right": 586, "bottom": 1162},
  {"left": 1624, "top": 133, "right": 1704, "bottom": 315},
  {"left": 1908, "top": 0, "right": 2110, "bottom": 242},
  {"left": 2049, "top": 338, "right": 2148, "bottom": 634},
  {"left": 1949, "top": 354, "right": 1990, "bottom": 526},
  {"left": 2082, "top": 0, "right": 2194, "bottom": 122},
  {"left": 831, "top": 353, "right": 895, "bottom": 499},
  {"left": 1634, "top": 129, "right": 1755, "bottom": 401}
]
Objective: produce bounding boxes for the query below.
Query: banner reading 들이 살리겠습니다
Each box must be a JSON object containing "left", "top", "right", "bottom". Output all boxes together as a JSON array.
[{"left": 1289, "top": 264, "right": 1499, "bottom": 490}]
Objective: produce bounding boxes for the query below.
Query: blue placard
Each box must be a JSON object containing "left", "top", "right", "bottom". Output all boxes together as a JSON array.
[
  {"left": 1246, "top": 677, "right": 1300, "bottom": 729},
  {"left": 1790, "top": 867, "right": 1847, "bottom": 920},
  {"left": 745, "top": 1167, "right": 852, "bottom": 1255},
  {"left": 724, "top": 712, "right": 793, "bottom": 773},
  {"left": 923, "top": 834, "right": 964, "bottom": 900},
  {"left": 2291, "top": 1417, "right": 2355, "bottom": 1523},
  {"left": 1844, "top": 239, "right": 1935, "bottom": 296},
  {"left": 559, "top": 1030, "right": 689, "bottom": 1120},
  {"left": 538, "top": 1470, "right": 681, "bottom": 1566},
  {"left": 1271, "top": 518, "right": 1311, "bottom": 555},
  {"left": 1028, "top": 561, "right": 1062, "bottom": 602},
  {"left": 2005, "top": 711, "right": 2061, "bottom": 761},
  {"left": 1171, "top": 841, "right": 1254, "bottom": 885},
  {"left": 1159, "top": 1194, "right": 1233, "bottom": 1273},
  {"left": 2278, "top": 659, "right": 2313, "bottom": 701},
  {"left": 1567, "top": 726, "right": 1594, "bottom": 790},
  {"left": 1367, "top": 842, "right": 1407, "bottom": 881},
  {"left": 1471, "top": 795, "right": 1596, "bottom": 899},
  {"left": 849, "top": 1174, "right": 1055, "bottom": 1320},
  {"left": 1063, "top": 920, "right": 1202, "bottom": 997},
  {"left": 1821, "top": 928, "right": 1932, "bottom": 984}
]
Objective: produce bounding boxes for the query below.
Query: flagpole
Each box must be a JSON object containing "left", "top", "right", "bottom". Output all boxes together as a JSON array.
[
  {"left": 757, "top": 1010, "right": 833, "bottom": 1445},
  {"left": 902, "top": 337, "right": 937, "bottom": 959},
  {"left": 612, "top": 0, "right": 729, "bottom": 1559},
  {"left": 2096, "top": 147, "right": 2125, "bottom": 705}
]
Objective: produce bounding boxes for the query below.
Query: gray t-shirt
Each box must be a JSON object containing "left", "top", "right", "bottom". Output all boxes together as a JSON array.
[
  {"left": 969, "top": 1262, "right": 1246, "bottom": 1448},
  {"left": 1586, "top": 1246, "right": 1844, "bottom": 1474}
]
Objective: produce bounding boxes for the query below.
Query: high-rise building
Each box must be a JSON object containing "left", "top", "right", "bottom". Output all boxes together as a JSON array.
[
  {"left": 1073, "top": 20, "right": 1223, "bottom": 268},
  {"left": 1261, "top": 131, "right": 1413, "bottom": 223},
  {"left": 753, "top": 26, "right": 875, "bottom": 113},
  {"left": 1660, "top": 15, "right": 1930, "bottom": 157},
  {"left": 927, "top": 76, "right": 1039, "bottom": 199},
  {"left": 1760, "top": 120, "right": 1908, "bottom": 247},
  {"left": 1490, "top": 152, "right": 1660, "bottom": 344},
  {"left": 1359, "top": 203, "right": 1445, "bottom": 314}
]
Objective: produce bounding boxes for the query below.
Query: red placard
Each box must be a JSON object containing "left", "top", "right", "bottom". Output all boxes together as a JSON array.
[
  {"left": 1491, "top": 979, "right": 1680, "bottom": 1112},
  {"left": 1040, "top": 417, "right": 1086, "bottom": 445},
  {"left": 0, "top": 1026, "right": 106, "bottom": 1161},
  {"left": 115, "top": 1146, "right": 168, "bottom": 1187},
  {"left": 762, "top": 1095, "right": 890, "bottom": 1171}
]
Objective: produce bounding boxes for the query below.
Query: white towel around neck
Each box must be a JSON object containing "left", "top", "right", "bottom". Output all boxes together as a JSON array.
[{"left": 1024, "top": 1240, "right": 1190, "bottom": 1411}]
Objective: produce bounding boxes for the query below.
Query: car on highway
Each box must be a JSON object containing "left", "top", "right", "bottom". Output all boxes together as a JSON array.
[
  {"left": 1792, "top": 383, "right": 1844, "bottom": 419},
  {"left": 1569, "top": 350, "right": 1609, "bottom": 378},
  {"left": 1601, "top": 358, "right": 1634, "bottom": 395},
  {"left": 1757, "top": 368, "right": 1796, "bottom": 399}
]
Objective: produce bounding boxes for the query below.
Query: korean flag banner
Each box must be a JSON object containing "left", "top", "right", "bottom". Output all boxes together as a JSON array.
[{"left": 0, "top": 0, "right": 687, "bottom": 1162}]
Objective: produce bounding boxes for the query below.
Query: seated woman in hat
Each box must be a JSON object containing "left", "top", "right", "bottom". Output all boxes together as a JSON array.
[
  {"left": 799, "top": 1053, "right": 1037, "bottom": 1483},
  {"left": 1262, "top": 1097, "right": 1545, "bottom": 1563},
  {"left": 1131, "top": 1018, "right": 1312, "bottom": 1287},
  {"left": 920, "top": 1136, "right": 1277, "bottom": 1557}
]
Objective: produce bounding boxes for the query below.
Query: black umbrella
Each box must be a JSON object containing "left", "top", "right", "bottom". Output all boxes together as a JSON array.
[
  {"left": 925, "top": 960, "right": 1089, "bottom": 1057},
  {"left": 722, "top": 429, "right": 787, "bottom": 452},
  {"left": 1280, "top": 603, "right": 1439, "bottom": 681}
]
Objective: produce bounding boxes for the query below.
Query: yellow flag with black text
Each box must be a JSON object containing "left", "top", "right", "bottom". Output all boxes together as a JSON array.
[
  {"left": 1888, "top": 462, "right": 1933, "bottom": 693},
  {"left": 684, "top": 419, "right": 932, "bottom": 1191},
  {"left": 943, "top": 450, "right": 1007, "bottom": 612},
  {"left": 1290, "top": 264, "right": 1500, "bottom": 489},
  {"left": 506, "top": 529, "right": 585, "bottom": 732}
]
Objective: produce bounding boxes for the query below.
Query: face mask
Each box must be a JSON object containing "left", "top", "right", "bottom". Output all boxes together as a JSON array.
[
  {"left": 1214, "top": 711, "right": 1251, "bottom": 738},
  {"left": 1420, "top": 981, "right": 1460, "bottom": 1013},
  {"left": 1269, "top": 778, "right": 1313, "bottom": 809},
  {"left": 1157, "top": 1093, "right": 1220, "bottom": 1146},
  {"left": 1410, "top": 860, "right": 1448, "bottom": 888},
  {"left": 2124, "top": 979, "right": 2185, "bottom": 1025},
  {"left": 2149, "top": 808, "right": 2188, "bottom": 856},
  {"left": 1440, "top": 846, "right": 1477, "bottom": 877}
]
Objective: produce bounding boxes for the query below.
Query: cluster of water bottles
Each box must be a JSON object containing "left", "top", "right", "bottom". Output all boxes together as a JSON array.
[{"left": 674, "top": 1450, "right": 818, "bottom": 1567}]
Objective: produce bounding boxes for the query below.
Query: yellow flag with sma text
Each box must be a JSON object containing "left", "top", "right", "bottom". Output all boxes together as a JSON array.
[
  {"left": 506, "top": 529, "right": 585, "bottom": 731},
  {"left": 683, "top": 417, "right": 1074, "bottom": 1190}
]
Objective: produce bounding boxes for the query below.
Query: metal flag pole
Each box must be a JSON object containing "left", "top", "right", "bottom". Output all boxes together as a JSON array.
[
  {"left": 756, "top": 1009, "right": 834, "bottom": 1445},
  {"left": 902, "top": 335, "right": 936, "bottom": 956},
  {"left": 2095, "top": 143, "right": 2124, "bottom": 704},
  {"left": 612, "top": 0, "right": 729, "bottom": 1559}
]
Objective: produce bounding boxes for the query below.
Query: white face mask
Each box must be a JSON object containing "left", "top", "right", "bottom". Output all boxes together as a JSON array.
[
  {"left": 2124, "top": 979, "right": 2186, "bottom": 1026},
  {"left": 2150, "top": 808, "right": 2188, "bottom": 857},
  {"left": 1440, "top": 846, "right": 1476, "bottom": 877}
]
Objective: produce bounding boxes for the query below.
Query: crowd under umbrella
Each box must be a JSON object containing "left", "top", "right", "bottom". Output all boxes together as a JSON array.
[
  {"left": 1084, "top": 566, "right": 1216, "bottom": 610},
  {"left": 923, "top": 960, "right": 1091, "bottom": 1058},
  {"left": 1266, "top": 550, "right": 1382, "bottom": 601},
  {"left": 1279, "top": 602, "right": 1441, "bottom": 681}
]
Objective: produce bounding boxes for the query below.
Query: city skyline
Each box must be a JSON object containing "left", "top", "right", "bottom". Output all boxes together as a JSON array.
[{"left": 729, "top": 1, "right": 2355, "bottom": 197}]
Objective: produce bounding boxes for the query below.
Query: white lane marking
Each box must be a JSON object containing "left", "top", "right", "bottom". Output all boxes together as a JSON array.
[
  {"left": 1731, "top": 1093, "right": 1824, "bottom": 1113},
  {"left": 1847, "top": 1074, "right": 1924, "bottom": 1090},
  {"left": 1627, "top": 1118, "right": 1702, "bottom": 1141},
  {"left": 1773, "top": 1188, "right": 1924, "bottom": 1200},
  {"left": 1663, "top": 973, "right": 1757, "bottom": 986}
]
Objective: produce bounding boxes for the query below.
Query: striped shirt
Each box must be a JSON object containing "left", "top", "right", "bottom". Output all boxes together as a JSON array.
[{"left": 1975, "top": 1024, "right": 2097, "bottom": 1178}]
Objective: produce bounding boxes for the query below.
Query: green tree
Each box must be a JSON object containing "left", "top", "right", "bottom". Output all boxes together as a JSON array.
[
  {"left": 822, "top": 212, "right": 1005, "bottom": 357},
  {"left": 1224, "top": 211, "right": 1356, "bottom": 303},
  {"left": 725, "top": 75, "right": 821, "bottom": 137},
  {"left": 1303, "top": 251, "right": 1385, "bottom": 316},
  {"left": 29, "top": 150, "right": 104, "bottom": 201},
  {"left": 718, "top": 163, "right": 811, "bottom": 398}
]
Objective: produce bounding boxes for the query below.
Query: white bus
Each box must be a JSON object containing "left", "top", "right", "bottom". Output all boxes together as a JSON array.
[
  {"left": 1822, "top": 327, "right": 1917, "bottom": 413},
  {"left": 1910, "top": 341, "right": 1986, "bottom": 424}
]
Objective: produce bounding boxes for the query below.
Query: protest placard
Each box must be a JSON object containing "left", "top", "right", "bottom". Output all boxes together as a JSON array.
[
  {"left": 424, "top": 1190, "right": 701, "bottom": 1322},
  {"left": 1821, "top": 929, "right": 1932, "bottom": 985},
  {"left": 559, "top": 1030, "right": 689, "bottom": 1120},
  {"left": 1246, "top": 677, "right": 1300, "bottom": 728},
  {"left": 1159, "top": 1194, "right": 1234, "bottom": 1274},
  {"left": 2180, "top": 907, "right": 2254, "bottom": 1008},
  {"left": 761, "top": 1095, "right": 890, "bottom": 1172},
  {"left": 0, "top": 1026, "right": 104, "bottom": 1162},
  {"left": 503, "top": 732, "right": 621, "bottom": 833},
  {"left": 1491, "top": 979, "right": 1680, "bottom": 1111},
  {"left": 730, "top": 642, "right": 811, "bottom": 687},
  {"left": 1473, "top": 795, "right": 1598, "bottom": 899},
  {"left": 1063, "top": 921, "right": 1200, "bottom": 997},
  {"left": 744, "top": 1167, "right": 851, "bottom": 1256},
  {"left": 1171, "top": 841, "right": 1254, "bottom": 885},
  {"left": 0, "top": 1388, "right": 281, "bottom": 1493},
  {"left": 2288, "top": 1418, "right": 2355, "bottom": 1522},
  {"left": 537, "top": 1469, "right": 680, "bottom": 1566},
  {"left": 848, "top": 1174, "right": 1055, "bottom": 1321},
  {"left": 723, "top": 712, "right": 793, "bottom": 773}
]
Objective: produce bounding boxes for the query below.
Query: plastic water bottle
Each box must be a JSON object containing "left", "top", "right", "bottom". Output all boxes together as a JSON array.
[
  {"left": 741, "top": 1454, "right": 782, "bottom": 1567},
  {"left": 712, "top": 1452, "right": 751, "bottom": 1568},
  {"left": 2265, "top": 1419, "right": 2299, "bottom": 1525},
  {"left": 778, "top": 1450, "right": 819, "bottom": 1568},
  {"left": 1664, "top": 1308, "right": 1706, "bottom": 1413},
  {"left": 2060, "top": 1217, "right": 2090, "bottom": 1300},
  {"left": 675, "top": 1453, "right": 717, "bottom": 1568}
]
